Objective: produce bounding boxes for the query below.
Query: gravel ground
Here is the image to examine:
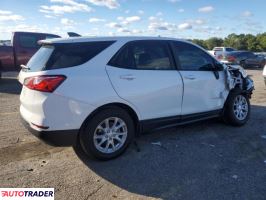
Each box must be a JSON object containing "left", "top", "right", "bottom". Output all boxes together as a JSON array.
[{"left": 0, "top": 69, "right": 266, "bottom": 200}]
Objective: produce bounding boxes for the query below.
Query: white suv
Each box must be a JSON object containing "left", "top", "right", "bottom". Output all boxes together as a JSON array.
[{"left": 19, "top": 37, "right": 254, "bottom": 160}]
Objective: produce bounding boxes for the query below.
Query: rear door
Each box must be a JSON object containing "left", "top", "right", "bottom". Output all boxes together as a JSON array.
[
  {"left": 106, "top": 40, "right": 183, "bottom": 120},
  {"left": 171, "top": 41, "right": 227, "bottom": 115},
  {"left": 245, "top": 52, "right": 259, "bottom": 66}
]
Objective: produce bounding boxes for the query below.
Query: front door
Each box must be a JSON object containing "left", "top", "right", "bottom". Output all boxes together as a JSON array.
[{"left": 171, "top": 41, "right": 227, "bottom": 115}]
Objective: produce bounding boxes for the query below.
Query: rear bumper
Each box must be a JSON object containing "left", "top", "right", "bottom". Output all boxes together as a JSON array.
[{"left": 21, "top": 116, "right": 78, "bottom": 147}]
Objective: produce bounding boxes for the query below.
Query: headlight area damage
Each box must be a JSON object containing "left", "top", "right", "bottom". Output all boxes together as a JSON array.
[{"left": 225, "top": 64, "right": 254, "bottom": 98}]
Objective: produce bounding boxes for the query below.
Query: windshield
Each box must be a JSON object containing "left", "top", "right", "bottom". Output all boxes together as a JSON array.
[{"left": 26, "top": 45, "right": 54, "bottom": 72}]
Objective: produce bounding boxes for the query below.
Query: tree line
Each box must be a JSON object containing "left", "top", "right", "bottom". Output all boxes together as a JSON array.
[{"left": 190, "top": 33, "right": 266, "bottom": 52}]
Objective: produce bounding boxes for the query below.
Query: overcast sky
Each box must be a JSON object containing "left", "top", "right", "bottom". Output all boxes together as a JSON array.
[{"left": 0, "top": 0, "right": 265, "bottom": 40}]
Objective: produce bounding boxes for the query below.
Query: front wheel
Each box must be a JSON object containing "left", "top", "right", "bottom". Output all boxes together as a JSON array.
[
  {"left": 240, "top": 61, "right": 246, "bottom": 69},
  {"left": 79, "top": 107, "right": 135, "bottom": 160},
  {"left": 223, "top": 90, "right": 250, "bottom": 126}
]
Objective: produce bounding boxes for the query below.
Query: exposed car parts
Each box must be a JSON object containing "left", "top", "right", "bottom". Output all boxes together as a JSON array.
[{"left": 225, "top": 64, "right": 254, "bottom": 98}]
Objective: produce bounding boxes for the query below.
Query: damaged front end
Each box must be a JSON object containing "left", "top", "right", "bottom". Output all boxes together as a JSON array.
[{"left": 225, "top": 64, "right": 254, "bottom": 98}]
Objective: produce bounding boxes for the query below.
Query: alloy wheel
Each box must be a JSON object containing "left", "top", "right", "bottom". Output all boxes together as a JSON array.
[
  {"left": 233, "top": 95, "right": 248, "bottom": 120},
  {"left": 93, "top": 117, "right": 128, "bottom": 154}
]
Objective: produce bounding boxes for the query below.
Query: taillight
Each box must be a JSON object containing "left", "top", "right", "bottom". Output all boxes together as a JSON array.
[
  {"left": 227, "top": 55, "right": 236, "bottom": 62},
  {"left": 217, "top": 55, "right": 223, "bottom": 60},
  {"left": 24, "top": 75, "right": 66, "bottom": 93}
]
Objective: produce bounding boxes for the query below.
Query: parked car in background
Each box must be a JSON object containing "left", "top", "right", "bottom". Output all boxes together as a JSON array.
[
  {"left": 220, "top": 51, "right": 266, "bottom": 68},
  {"left": 0, "top": 40, "right": 11, "bottom": 46},
  {"left": 0, "top": 31, "right": 60, "bottom": 77},
  {"left": 208, "top": 47, "right": 236, "bottom": 60},
  {"left": 255, "top": 52, "right": 266, "bottom": 59},
  {"left": 19, "top": 36, "right": 254, "bottom": 160}
]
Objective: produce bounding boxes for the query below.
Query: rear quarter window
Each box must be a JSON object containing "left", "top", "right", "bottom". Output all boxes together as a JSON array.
[
  {"left": 26, "top": 41, "right": 115, "bottom": 72},
  {"left": 46, "top": 41, "right": 115, "bottom": 70}
]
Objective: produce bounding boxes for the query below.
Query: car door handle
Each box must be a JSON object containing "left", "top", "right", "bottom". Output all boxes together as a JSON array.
[
  {"left": 184, "top": 75, "right": 196, "bottom": 80},
  {"left": 120, "top": 74, "right": 136, "bottom": 80}
]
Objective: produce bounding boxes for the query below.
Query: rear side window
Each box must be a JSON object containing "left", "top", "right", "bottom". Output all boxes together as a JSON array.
[
  {"left": 172, "top": 41, "right": 214, "bottom": 71},
  {"left": 19, "top": 35, "right": 38, "bottom": 48},
  {"left": 109, "top": 40, "right": 174, "bottom": 70},
  {"left": 46, "top": 41, "right": 115, "bottom": 70},
  {"left": 240, "top": 52, "right": 254, "bottom": 58},
  {"left": 232, "top": 52, "right": 245, "bottom": 59},
  {"left": 247, "top": 52, "right": 256, "bottom": 57}
]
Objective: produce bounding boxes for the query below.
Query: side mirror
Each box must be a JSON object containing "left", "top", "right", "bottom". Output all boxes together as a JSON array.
[
  {"left": 213, "top": 70, "right": 219, "bottom": 79},
  {"left": 212, "top": 60, "right": 223, "bottom": 70},
  {"left": 212, "top": 61, "right": 223, "bottom": 79}
]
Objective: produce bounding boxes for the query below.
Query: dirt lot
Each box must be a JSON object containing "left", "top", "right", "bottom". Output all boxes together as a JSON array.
[{"left": 0, "top": 70, "right": 266, "bottom": 200}]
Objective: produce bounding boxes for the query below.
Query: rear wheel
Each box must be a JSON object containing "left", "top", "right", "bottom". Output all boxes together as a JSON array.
[
  {"left": 223, "top": 90, "right": 250, "bottom": 126},
  {"left": 79, "top": 107, "right": 135, "bottom": 160},
  {"left": 260, "top": 61, "right": 265, "bottom": 68}
]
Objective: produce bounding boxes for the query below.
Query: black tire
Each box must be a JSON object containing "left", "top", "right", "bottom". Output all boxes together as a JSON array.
[
  {"left": 240, "top": 61, "right": 246, "bottom": 69},
  {"left": 79, "top": 107, "right": 135, "bottom": 160},
  {"left": 260, "top": 61, "right": 265, "bottom": 68},
  {"left": 223, "top": 90, "right": 250, "bottom": 126}
]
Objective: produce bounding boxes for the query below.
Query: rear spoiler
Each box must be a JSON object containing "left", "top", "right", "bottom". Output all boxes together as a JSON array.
[{"left": 38, "top": 32, "right": 82, "bottom": 45}]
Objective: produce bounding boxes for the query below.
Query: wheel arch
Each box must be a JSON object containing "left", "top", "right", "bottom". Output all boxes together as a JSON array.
[{"left": 79, "top": 102, "right": 141, "bottom": 137}]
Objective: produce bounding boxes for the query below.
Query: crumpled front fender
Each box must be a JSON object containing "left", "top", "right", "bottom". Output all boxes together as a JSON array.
[{"left": 224, "top": 64, "right": 254, "bottom": 97}]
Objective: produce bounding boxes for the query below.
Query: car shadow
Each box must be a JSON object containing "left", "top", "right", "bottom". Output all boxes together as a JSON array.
[
  {"left": 74, "top": 105, "right": 266, "bottom": 200},
  {"left": 0, "top": 77, "right": 22, "bottom": 95}
]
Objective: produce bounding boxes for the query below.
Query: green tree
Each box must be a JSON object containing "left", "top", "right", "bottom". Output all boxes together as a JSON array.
[
  {"left": 191, "top": 39, "right": 207, "bottom": 49},
  {"left": 190, "top": 32, "right": 266, "bottom": 52},
  {"left": 205, "top": 37, "right": 224, "bottom": 50},
  {"left": 224, "top": 34, "right": 247, "bottom": 50},
  {"left": 256, "top": 33, "right": 266, "bottom": 51},
  {"left": 245, "top": 34, "right": 258, "bottom": 51}
]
